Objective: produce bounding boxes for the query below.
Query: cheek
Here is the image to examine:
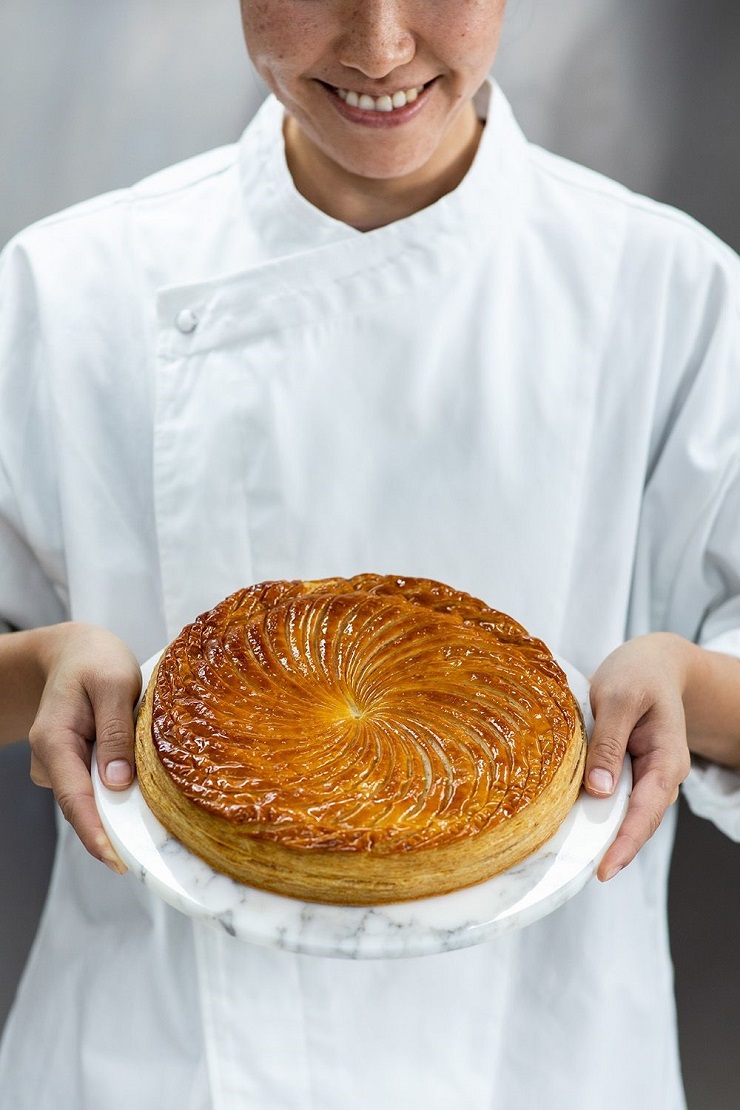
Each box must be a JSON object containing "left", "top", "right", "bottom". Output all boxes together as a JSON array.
[
  {"left": 438, "top": 0, "right": 507, "bottom": 72},
  {"left": 241, "top": 1, "right": 325, "bottom": 80},
  {"left": 242, "top": 2, "right": 289, "bottom": 66}
]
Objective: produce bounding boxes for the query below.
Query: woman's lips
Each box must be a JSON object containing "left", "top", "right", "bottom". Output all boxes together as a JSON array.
[{"left": 323, "top": 79, "right": 435, "bottom": 128}]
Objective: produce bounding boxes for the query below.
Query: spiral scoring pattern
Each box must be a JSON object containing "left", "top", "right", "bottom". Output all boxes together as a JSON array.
[{"left": 151, "top": 575, "right": 579, "bottom": 852}]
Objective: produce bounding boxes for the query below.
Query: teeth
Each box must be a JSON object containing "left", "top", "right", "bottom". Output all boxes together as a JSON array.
[{"left": 336, "top": 85, "right": 425, "bottom": 112}]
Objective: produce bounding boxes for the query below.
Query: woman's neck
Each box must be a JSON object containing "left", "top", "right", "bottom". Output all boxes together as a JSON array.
[{"left": 283, "top": 110, "right": 484, "bottom": 231}]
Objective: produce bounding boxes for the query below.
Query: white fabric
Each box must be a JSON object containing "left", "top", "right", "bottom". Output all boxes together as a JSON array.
[{"left": 1, "top": 84, "right": 740, "bottom": 1109}]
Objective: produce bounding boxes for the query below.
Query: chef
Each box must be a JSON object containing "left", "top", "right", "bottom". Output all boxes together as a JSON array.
[{"left": 1, "top": 2, "right": 740, "bottom": 1107}]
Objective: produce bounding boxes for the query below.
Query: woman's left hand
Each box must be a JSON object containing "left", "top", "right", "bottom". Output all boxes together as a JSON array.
[{"left": 585, "top": 633, "right": 693, "bottom": 881}]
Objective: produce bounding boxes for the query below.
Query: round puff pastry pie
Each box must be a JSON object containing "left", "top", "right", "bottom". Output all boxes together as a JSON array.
[{"left": 135, "top": 575, "right": 587, "bottom": 904}]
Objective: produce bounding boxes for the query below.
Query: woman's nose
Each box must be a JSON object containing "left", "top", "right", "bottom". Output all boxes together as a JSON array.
[{"left": 337, "top": 1, "right": 416, "bottom": 79}]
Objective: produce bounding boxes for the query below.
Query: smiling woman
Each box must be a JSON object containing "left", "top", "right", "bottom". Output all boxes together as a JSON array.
[
  {"left": 241, "top": 0, "right": 506, "bottom": 227},
  {"left": 2, "top": 1, "right": 740, "bottom": 1109}
]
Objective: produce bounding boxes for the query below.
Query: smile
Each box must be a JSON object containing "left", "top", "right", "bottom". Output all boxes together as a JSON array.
[{"left": 335, "top": 85, "right": 425, "bottom": 112}]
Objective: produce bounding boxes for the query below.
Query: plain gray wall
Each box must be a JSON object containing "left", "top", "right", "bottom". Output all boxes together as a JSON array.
[{"left": 1, "top": 2, "right": 739, "bottom": 1106}]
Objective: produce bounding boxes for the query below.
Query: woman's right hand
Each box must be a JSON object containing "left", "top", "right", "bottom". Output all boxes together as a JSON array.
[{"left": 25, "top": 622, "right": 142, "bottom": 873}]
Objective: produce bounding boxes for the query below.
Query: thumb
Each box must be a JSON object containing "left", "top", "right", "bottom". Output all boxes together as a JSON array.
[
  {"left": 93, "top": 675, "right": 140, "bottom": 791},
  {"left": 585, "top": 694, "right": 631, "bottom": 798}
]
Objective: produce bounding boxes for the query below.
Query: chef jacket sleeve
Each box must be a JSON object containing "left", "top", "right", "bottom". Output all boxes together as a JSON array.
[
  {"left": 0, "top": 236, "right": 68, "bottom": 632},
  {"left": 632, "top": 227, "right": 740, "bottom": 840},
  {"left": 685, "top": 604, "right": 740, "bottom": 842}
]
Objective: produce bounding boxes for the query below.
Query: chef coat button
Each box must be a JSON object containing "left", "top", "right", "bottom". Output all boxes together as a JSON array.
[{"left": 175, "top": 308, "right": 198, "bottom": 334}]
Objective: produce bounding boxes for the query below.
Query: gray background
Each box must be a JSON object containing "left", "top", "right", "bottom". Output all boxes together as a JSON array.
[{"left": 1, "top": 1, "right": 739, "bottom": 1105}]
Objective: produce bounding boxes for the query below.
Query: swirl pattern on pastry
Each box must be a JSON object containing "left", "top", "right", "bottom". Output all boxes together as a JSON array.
[{"left": 149, "top": 575, "right": 581, "bottom": 854}]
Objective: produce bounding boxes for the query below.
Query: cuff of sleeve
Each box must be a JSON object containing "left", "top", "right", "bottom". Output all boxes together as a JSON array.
[
  {"left": 682, "top": 628, "right": 740, "bottom": 842},
  {"left": 683, "top": 759, "right": 740, "bottom": 843}
]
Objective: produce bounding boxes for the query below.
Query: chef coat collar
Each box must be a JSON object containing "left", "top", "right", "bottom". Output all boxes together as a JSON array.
[{"left": 238, "top": 80, "right": 529, "bottom": 256}]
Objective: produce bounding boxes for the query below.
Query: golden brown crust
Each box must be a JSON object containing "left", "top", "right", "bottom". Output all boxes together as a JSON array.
[{"left": 135, "top": 575, "right": 587, "bottom": 904}]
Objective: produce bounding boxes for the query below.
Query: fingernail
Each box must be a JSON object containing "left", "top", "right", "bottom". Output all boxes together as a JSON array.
[
  {"left": 102, "top": 854, "right": 128, "bottom": 875},
  {"left": 603, "top": 864, "right": 623, "bottom": 882},
  {"left": 588, "top": 768, "right": 614, "bottom": 795},
  {"left": 105, "top": 759, "right": 132, "bottom": 787},
  {"left": 96, "top": 835, "right": 127, "bottom": 875}
]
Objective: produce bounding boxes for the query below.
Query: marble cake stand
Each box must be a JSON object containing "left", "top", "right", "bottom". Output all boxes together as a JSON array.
[{"left": 93, "top": 654, "right": 631, "bottom": 960}]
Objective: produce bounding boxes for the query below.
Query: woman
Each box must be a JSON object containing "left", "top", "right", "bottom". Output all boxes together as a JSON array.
[{"left": 1, "top": 2, "right": 739, "bottom": 1106}]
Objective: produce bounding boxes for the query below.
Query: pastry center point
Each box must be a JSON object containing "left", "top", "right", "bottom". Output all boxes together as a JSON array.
[{"left": 345, "top": 699, "right": 366, "bottom": 720}]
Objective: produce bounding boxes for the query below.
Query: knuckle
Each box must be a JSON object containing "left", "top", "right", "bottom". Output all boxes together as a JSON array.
[
  {"left": 596, "top": 684, "right": 646, "bottom": 717},
  {"left": 647, "top": 807, "right": 662, "bottom": 837},
  {"left": 652, "top": 777, "right": 678, "bottom": 803},
  {"left": 591, "top": 733, "right": 625, "bottom": 766},
  {"left": 86, "top": 656, "right": 139, "bottom": 696},
  {"left": 632, "top": 801, "right": 663, "bottom": 839},
  {"left": 55, "top": 788, "right": 84, "bottom": 829},
  {"left": 621, "top": 829, "right": 642, "bottom": 854},
  {"left": 27, "top": 719, "right": 48, "bottom": 755},
  {"left": 27, "top": 724, "right": 60, "bottom": 782},
  {"left": 651, "top": 746, "right": 690, "bottom": 796},
  {"left": 654, "top": 775, "right": 679, "bottom": 803},
  {"left": 29, "top": 764, "right": 41, "bottom": 786},
  {"left": 676, "top": 749, "right": 692, "bottom": 783},
  {"left": 97, "top": 721, "right": 133, "bottom": 755},
  {"left": 29, "top": 762, "right": 51, "bottom": 789},
  {"left": 650, "top": 776, "right": 680, "bottom": 810}
]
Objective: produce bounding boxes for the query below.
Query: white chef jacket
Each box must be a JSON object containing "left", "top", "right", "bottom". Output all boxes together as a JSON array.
[{"left": 1, "top": 83, "right": 740, "bottom": 1110}]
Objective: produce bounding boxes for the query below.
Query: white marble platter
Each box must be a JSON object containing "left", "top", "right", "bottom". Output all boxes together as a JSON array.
[{"left": 93, "top": 653, "right": 631, "bottom": 960}]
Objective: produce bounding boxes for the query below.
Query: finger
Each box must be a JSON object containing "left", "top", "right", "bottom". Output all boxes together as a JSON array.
[
  {"left": 597, "top": 760, "right": 684, "bottom": 881},
  {"left": 584, "top": 693, "right": 636, "bottom": 798},
  {"left": 30, "top": 751, "right": 52, "bottom": 788},
  {"left": 92, "top": 677, "right": 139, "bottom": 791},
  {"left": 31, "top": 723, "right": 127, "bottom": 873}
]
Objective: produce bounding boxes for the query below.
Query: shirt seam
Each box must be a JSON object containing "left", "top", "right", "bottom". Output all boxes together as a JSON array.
[
  {"left": 12, "top": 151, "right": 239, "bottom": 238},
  {"left": 528, "top": 145, "right": 740, "bottom": 268}
]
